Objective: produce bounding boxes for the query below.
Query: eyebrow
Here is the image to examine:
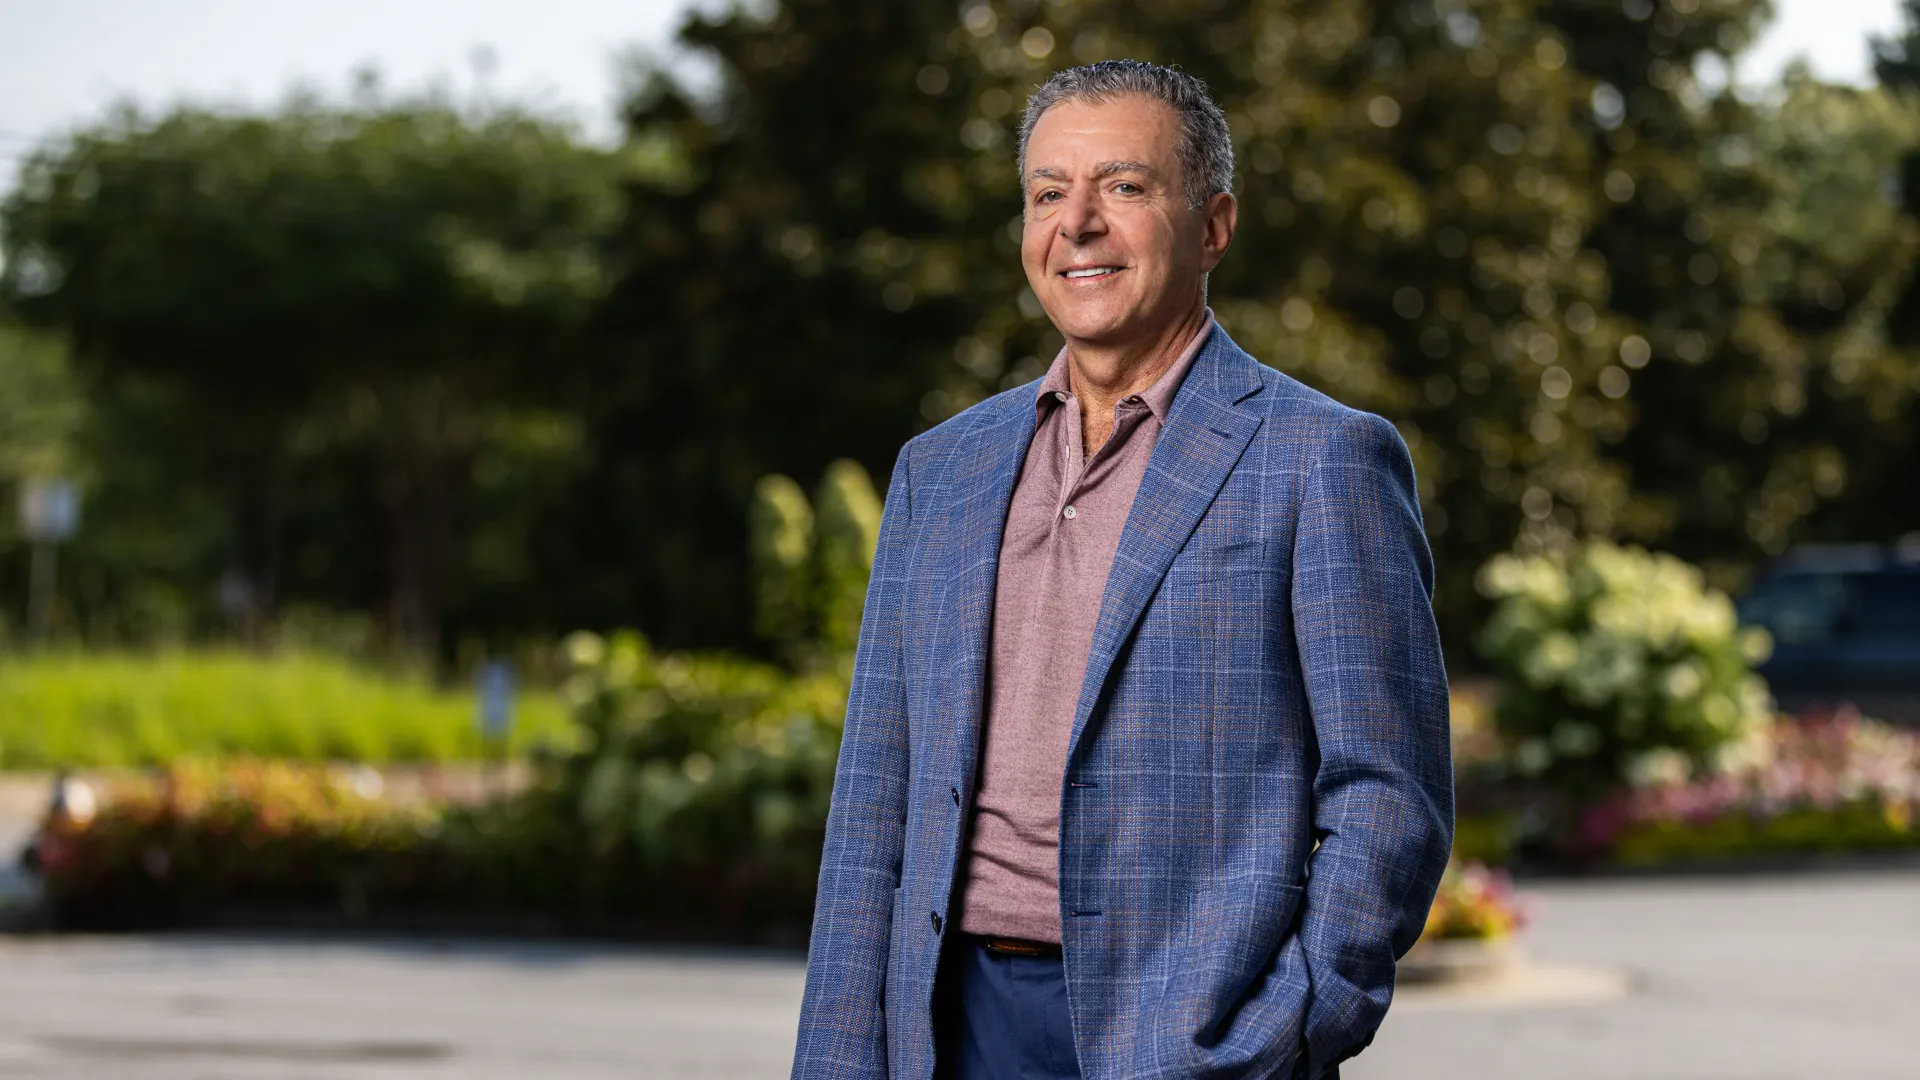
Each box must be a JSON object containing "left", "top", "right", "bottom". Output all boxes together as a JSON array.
[{"left": 1024, "top": 160, "right": 1163, "bottom": 187}]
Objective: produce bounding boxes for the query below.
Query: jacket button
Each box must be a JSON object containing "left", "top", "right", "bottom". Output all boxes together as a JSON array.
[
  {"left": 930, "top": 911, "right": 943, "bottom": 934},
  {"left": 950, "top": 786, "right": 960, "bottom": 806}
]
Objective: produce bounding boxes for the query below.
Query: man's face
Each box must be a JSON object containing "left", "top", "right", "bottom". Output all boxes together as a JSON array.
[{"left": 1020, "top": 94, "right": 1234, "bottom": 350}]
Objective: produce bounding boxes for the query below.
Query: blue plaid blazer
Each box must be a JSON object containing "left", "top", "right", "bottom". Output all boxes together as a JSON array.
[{"left": 792, "top": 328, "right": 1453, "bottom": 1080}]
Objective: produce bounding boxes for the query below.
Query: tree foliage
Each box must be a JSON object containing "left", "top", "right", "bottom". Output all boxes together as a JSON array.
[
  {"left": 604, "top": 0, "right": 1918, "bottom": 647},
  {"left": 2, "top": 0, "right": 1917, "bottom": 658},
  {"left": 0, "top": 323, "right": 84, "bottom": 483},
  {"left": 2, "top": 95, "right": 619, "bottom": 650}
]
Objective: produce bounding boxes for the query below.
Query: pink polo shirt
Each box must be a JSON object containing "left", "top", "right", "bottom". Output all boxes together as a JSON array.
[{"left": 954, "top": 313, "right": 1215, "bottom": 944}]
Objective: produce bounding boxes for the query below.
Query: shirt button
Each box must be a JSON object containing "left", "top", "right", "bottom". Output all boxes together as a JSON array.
[
  {"left": 1054, "top": 391, "right": 1068, "bottom": 403},
  {"left": 1062, "top": 505, "right": 1077, "bottom": 519}
]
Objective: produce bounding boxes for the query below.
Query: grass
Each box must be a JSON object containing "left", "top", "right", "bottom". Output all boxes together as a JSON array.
[{"left": 0, "top": 649, "right": 574, "bottom": 769}]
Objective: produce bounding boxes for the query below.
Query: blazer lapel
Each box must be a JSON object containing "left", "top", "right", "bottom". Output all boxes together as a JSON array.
[
  {"left": 1066, "top": 332, "right": 1266, "bottom": 761},
  {"left": 945, "top": 391, "right": 1040, "bottom": 768}
]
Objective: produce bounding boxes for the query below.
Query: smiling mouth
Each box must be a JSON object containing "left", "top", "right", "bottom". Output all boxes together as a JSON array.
[{"left": 1063, "top": 266, "right": 1123, "bottom": 279}]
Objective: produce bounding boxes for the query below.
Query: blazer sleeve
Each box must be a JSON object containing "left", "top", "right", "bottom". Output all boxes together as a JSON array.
[
  {"left": 1290, "top": 412, "right": 1454, "bottom": 1079},
  {"left": 790, "top": 448, "right": 916, "bottom": 1080}
]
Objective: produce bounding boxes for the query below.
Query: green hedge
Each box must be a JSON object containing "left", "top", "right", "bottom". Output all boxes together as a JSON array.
[
  {"left": 1610, "top": 802, "right": 1918, "bottom": 866},
  {"left": 0, "top": 650, "right": 573, "bottom": 768}
]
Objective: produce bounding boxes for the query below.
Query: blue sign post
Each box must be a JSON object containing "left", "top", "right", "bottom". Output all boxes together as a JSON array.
[
  {"left": 478, "top": 659, "right": 516, "bottom": 741},
  {"left": 477, "top": 658, "right": 516, "bottom": 797},
  {"left": 17, "top": 478, "right": 80, "bottom": 642}
]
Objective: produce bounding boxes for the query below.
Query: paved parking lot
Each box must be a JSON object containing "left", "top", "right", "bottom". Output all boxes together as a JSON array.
[
  {"left": 0, "top": 871, "right": 1914, "bottom": 1078},
  {"left": 1352, "top": 870, "right": 1920, "bottom": 1080}
]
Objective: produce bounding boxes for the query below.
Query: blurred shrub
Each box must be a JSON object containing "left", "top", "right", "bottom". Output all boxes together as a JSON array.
[
  {"left": 1448, "top": 682, "right": 1502, "bottom": 769},
  {"left": 1477, "top": 542, "right": 1773, "bottom": 800},
  {"left": 33, "top": 629, "right": 848, "bottom": 935},
  {"left": 749, "top": 474, "right": 815, "bottom": 652},
  {"left": 30, "top": 465, "right": 871, "bottom": 934},
  {"left": 812, "top": 461, "right": 882, "bottom": 659},
  {"left": 0, "top": 649, "right": 573, "bottom": 768},
  {"left": 1609, "top": 802, "right": 1917, "bottom": 866},
  {"left": 1421, "top": 858, "right": 1526, "bottom": 942},
  {"left": 1450, "top": 814, "right": 1519, "bottom": 866},
  {"left": 552, "top": 628, "right": 845, "bottom": 904},
  {"left": 748, "top": 460, "right": 881, "bottom": 665}
]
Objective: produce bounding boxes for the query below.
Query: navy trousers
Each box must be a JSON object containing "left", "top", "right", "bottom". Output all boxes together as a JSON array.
[{"left": 933, "top": 938, "right": 1082, "bottom": 1080}]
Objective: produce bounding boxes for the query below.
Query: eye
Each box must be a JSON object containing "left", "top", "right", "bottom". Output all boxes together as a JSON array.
[
  {"left": 1114, "top": 182, "right": 1142, "bottom": 194},
  {"left": 1035, "top": 189, "right": 1063, "bottom": 203}
]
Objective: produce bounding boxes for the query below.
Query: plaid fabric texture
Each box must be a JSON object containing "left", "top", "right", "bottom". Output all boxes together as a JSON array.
[{"left": 791, "top": 329, "right": 1453, "bottom": 1080}]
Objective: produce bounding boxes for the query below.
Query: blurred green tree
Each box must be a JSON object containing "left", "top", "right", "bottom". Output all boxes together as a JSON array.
[
  {"left": 1722, "top": 70, "right": 1920, "bottom": 561},
  {"left": 1542, "top": 0, "right": 1918, "bottom": 585},
  {"left": 1, "top": 96, "right": 620, "bottom": 652},
  {"left": 591, "top": 0, "right": 1920, "bottom": 652},
  {"left": 933, "top": 0, "right": 1918, "bottom": 638},
  {"left": 1857, "top": 0, "right": 1920, "bottom": 545},
  {"left": 3, "top": 0, "right": 1914, "bottom": 663},
  {"left": 0, "top": 323, "right": 84, "bottom": 483},
  {"left": 930, "top": 0, "right": 1661, "bottom": 643},
  {"left": 579, "top": 0, "right": 1021, "bottom": 648}
]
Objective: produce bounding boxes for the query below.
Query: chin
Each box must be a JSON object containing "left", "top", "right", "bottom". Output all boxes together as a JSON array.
[{"left": 1046, "top": 303, "right": 1137, "bottom": 344}]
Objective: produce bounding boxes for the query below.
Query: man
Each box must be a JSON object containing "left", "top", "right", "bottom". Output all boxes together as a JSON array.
[{"left": 792, "top": 60, "right": 1452, "bottom": 1080}]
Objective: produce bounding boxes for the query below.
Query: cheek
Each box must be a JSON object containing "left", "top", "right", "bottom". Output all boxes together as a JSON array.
[
  {"left": 1109, "top": 215, "right": 1169, "bottom": 267},
  {"left": 1020, "top": 226, "right": 1051, "bottom": 277}
]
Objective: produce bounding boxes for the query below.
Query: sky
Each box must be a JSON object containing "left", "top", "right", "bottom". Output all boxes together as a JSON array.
[{"left": 0, "top": 0, "right": 1912, "bottom": 175}]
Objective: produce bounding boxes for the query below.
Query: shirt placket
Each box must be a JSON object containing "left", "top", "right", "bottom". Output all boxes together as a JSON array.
[
  {"left": 1054, "top": 392, "right": 1087, "bottom": 524},
  {"left": 1054, "top": 392, "right": 1148, "bottom": 525}
]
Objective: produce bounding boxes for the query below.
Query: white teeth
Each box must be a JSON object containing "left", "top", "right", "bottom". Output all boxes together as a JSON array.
[{"left": 1065, "top": 267, "right": 1119, "bottom": 279}]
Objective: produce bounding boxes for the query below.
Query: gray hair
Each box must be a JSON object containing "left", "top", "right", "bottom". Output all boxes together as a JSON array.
[{"left": 1016, "top": 60, "right": 1235, "bottom": 212}]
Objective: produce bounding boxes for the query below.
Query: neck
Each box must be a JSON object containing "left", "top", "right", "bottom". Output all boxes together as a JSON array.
[
  {"left": 1064, "top": 298, "right": 1208, "bottom": 410},
  {"left": 1062, "top": 297, "right": 1209, "bottom": 457}
]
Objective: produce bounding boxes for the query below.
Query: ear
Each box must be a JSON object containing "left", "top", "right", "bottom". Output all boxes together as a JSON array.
[{"left": 1199, "top": 191, "right": 1237, "bottom": 273}]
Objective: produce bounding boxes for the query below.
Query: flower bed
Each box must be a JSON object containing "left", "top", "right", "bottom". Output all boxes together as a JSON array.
[
  {"left": 25, "top": 619, "right": 1915, "bottom": 938},
  {"left": 1422, "top": 858, "right": 1527, "bottom": 941},
  {"left": 1400, "top": 858, "right": 1527, "bottom": 984},
  {"left": 27, "top": 630, "right": 845, "bottom": 936},
  {"left": 1585, "top": 708, "right": 1920, "bottom": 866},
  {"left": 31, "top": 759, "right": 437, "bottom": 928}
]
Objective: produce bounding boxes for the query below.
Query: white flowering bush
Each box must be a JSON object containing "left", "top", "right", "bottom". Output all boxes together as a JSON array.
[{"left": 1476, "top": 541, "right": 1773, "bottom": 798}]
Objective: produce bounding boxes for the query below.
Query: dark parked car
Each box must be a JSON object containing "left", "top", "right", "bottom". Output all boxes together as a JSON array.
[{"left": 1737, "top": 541, "right": 1920, "bottom": 724}]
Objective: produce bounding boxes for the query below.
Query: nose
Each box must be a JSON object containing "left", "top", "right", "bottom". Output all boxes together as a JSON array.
[{"left": 1057, "top": 185, "right": 1106, "bottom": 244}]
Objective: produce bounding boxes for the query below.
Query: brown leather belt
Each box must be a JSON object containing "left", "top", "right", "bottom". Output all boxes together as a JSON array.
[{"left": 973, "top": 934, "right": 1063, "bottom": 959}]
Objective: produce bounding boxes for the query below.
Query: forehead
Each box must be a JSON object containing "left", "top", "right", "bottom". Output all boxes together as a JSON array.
[{"left": 1024, "top": 94, "right": 1181, "bottom": 172}]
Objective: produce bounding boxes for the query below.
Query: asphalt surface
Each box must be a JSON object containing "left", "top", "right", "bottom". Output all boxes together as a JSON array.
[
  {"left": 1352, "top": 870, "right": 1920, "bottom": 1080},
  {"left": 0, "top": 870, "right": 1913, "bottom": 1078}
]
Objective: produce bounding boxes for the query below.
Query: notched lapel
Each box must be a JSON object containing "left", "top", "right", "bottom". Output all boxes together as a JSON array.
[{"left": 1067, "top": 334, "right": 1266, "bottom": 761}]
